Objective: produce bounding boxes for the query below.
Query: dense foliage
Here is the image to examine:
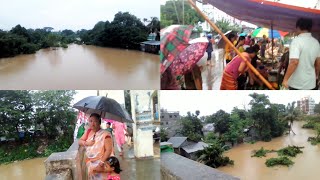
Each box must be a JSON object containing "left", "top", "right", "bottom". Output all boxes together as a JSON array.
[
  {"left": 277, "top": 146, "right": 304, "bottom": 157},
  {"left": 251, "top": 147, "right": 274, "bottom": 158},
  {"left": 160, "top": 0, "right": 204, "bottom": 29},
  {"left": 178, "top": 111, "right": 203, "bottom": 141},
  {"left": 0, "top": 90, "right": 76, "bottom": 164},
  {"left": 197, "top": 142, "right": 234, "bottom": 168},
  {"left": 0, "top": 26, "right": 75, "bottom": 58},
  {"left": 249, "top": 93, "right": 287, "bottom": 141},
  {"left": 265, "top": 156, "right": 294, "bottom": 167},
  {"left": 0, "top": 12, "right": 160, "bottom": 58},
  {"left": 81, "top": 12, "right": 160, "bottom": 50},
  {"left": 302, "top": 115, "right": 320, "bottom": 145}
]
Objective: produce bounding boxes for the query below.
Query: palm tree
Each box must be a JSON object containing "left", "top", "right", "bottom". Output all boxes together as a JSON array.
[{"left": 197, "top": 143, "right": 233, "bottom": 168}]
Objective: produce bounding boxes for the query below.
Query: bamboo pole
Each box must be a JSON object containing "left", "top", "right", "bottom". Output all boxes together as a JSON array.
[{"left": 188, "top": 0, "right": 275, "bottom": 90}]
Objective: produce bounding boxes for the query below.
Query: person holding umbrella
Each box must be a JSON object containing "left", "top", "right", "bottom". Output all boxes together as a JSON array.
[
  {"left": 73, "top": 96, "right": 134, "bottom": 179},
  {"left": 79, "top": 113, "right": 113, "bottom": 179}
]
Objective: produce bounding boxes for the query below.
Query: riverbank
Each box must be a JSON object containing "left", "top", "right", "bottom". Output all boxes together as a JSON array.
[
  {"left": 218, "top": 121, "right": 320, "bottom": 180},
  {"left": 0, "top": 136, "right": 71, "bottom": 165}
]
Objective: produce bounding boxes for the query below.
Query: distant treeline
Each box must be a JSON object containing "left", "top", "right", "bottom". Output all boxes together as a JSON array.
[{"left": 0, "top": 12, "right": 160, "bottom": 58}]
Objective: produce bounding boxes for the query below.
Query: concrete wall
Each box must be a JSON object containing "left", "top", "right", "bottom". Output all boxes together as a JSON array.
[
  {"left": 44, "top": 140, "right": 84, "bottom": 180},
  {"left": 161, "top": 152, "right": 240, "bottom": 180}
]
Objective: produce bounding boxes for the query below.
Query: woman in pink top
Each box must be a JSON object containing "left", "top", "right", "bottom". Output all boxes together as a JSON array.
[
  {"left": 220, "top": 47, "right": 257, "bottom": 90},
  {"left": 113, "top": 121, "right": 127, "bottom": 156}
]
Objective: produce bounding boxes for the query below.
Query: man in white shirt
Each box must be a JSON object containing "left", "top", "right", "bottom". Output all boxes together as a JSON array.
[{"left": 282, "top": 18, "right": 320, "bottom": 90}]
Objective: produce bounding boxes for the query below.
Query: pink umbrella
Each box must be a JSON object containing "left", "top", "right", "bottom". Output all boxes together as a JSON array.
[
  {"left": 103, "top": 118, "right": 115, "bottom": 124},
  {"left": 171, "top": 37, "right": 208, "bottom": 76}
]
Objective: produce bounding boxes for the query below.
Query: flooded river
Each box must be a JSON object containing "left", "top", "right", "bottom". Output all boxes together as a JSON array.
[
  {"left": 0, "top": 44, "right": 159, "bottom": 89},
  {"left": 0, "top": 158, "right": 46, "bottom": 180},
  {"left": 218, "top": 121, "right": 320, "bottom": 180}
]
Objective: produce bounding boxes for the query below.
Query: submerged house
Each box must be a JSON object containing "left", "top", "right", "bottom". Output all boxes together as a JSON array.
[
  {"left": 140, "top": 33, "right": 160, "bottom": 54},
  {"left": 243, "top": 125, "right": 260, "bottom": 142},
  {"left": 167, "top": 136, "right": 208, "bottom": 160},
  {"left": 181, "top": 141, "right": 209, "bottom": 160},
  {"left": 202, "top": 123, "right": 215, "bottom": 136}
]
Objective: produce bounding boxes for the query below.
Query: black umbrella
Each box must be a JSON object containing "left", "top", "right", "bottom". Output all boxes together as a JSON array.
[{"left": 73, "top": 96, "right": 134, "bottom": 123}]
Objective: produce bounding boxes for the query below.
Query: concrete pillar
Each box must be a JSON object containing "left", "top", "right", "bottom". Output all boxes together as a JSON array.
[{"left": 130, "top": 90, "right": 154, "bottom": 158}]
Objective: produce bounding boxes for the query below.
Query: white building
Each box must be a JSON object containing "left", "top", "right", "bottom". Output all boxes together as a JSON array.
[
  {"left": 297, "top": 96, "right": 316, "bottom": 115},
  {"left": 196, "top": 1, "right": 256, "bottom": 33}
]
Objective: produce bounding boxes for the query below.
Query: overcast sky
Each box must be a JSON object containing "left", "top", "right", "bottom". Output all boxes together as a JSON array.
[
  {"left": 161, "top": 0, "right": 319, "bottom": 7},
  {"left": 0, "top": 0, "right": 160, "bottom": 31},
  {"left": 160, "top": 91, "right": 320, "bottom": 116}
]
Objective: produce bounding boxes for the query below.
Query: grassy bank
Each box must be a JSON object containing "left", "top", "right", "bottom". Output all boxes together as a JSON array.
[{"left": 0, "top": 136, "right": 72, "bottom": 165}]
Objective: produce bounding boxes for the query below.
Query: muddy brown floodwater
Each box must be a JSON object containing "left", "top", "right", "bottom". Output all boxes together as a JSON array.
[
  {"left": 0, "top": 44, "right": 159, "bottom": 89},
  {"left": 218, "top": 121, "right": 320, "bottom": 180},
  {"left": 0, "top": 158, "right": 46, "bottom": 180}
]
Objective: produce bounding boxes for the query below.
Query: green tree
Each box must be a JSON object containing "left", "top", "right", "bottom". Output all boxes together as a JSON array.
[
  {"left": 197, "top": 142, "right": 234, "bottom": 168},
  {"left": 45, "top": 33, "right": 61, "bottom": 47},
  {"left": 222, "top": 113, "right": 246, "bottom": 144},
  {"left": 206, "top": 110, "right": 231, "bottom": 134},
  {"left": 314, "top": 103, "right": 320, "bottom": 114},
  {"left": 204, "top": 132, "right": 219, "bottom": 144},
  {"left": 33, "top": 90, "right": 76, "bottom": 139},
  {"left": 178, "top": 111, "right": 203, "bottom": 141},
  {"left": 160, "top": 0, "right": 204, "bottom": 27},
  {"left": 215, "top": 18, "right": 241, "bottom": 33},
  {"left": 0, "top": 91, "right": 33, "bottom": 139},
  {"left": 160, "top": 128, "right": 169, "bottom": 142},
  {"left": 249, "top": 93, "right": 286, "bottom": 141}
]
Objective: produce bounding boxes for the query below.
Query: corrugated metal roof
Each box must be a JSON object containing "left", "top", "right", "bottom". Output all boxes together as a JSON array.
[
  {"left": 141, "top": 40, "right": 160, "bottom": 45},
  {"left": 182, "top": 141, "right": 209, "bottom": 153},
  {"left": 167, "top": 137, "right": 188, "bottom": 148},
  {"left": 160, "top": 142, "right": 173, "bottom": 146}
]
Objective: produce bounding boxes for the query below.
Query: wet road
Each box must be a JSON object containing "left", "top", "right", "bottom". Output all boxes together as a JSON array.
[
  {"left": 117, "top": 143, "right": 160, "bottom": 180},
  {"left": 197, "top": 49, "right": 224, "bottom": 90}
]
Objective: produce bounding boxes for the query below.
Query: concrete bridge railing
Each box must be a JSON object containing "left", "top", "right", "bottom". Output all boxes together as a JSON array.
[
  {"left": 161, "top": 152, "right": 240, "bottom": 180},
  {"left": 44, "top": 140, "right": 85, "bottom": 180}
]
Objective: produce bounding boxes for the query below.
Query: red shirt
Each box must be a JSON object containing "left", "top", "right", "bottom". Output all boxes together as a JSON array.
[{"left": 107, "top": 174, "right": 120, "bottom": 180}]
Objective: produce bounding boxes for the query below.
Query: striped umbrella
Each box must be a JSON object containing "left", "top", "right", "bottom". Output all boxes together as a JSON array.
[
  {"left": 160, "top": 25, "right": 194, "bottom": 74},
  {"left": 251, "top": 28, "right": 288, "bottom": 38}
]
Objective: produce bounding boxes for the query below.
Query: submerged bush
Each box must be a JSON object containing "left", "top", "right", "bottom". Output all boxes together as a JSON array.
[
  {"left": 277, "top": 146, "right": 304, "bottom": 157},
  {"left": 308, "top": 137, "right": 320, "bottom": 145},
  {"left": 251, "top": 147, "right": 275, "bottom": 158},
  {"left": 265, "top": 156, "right": 294, "bottom": 167},
  {"left": 302, "top": 122, "right": 315, "bottom": 129}
]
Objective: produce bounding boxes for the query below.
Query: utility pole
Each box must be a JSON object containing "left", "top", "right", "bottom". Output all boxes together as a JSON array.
[
  {"left": 173, "top": 0, "right": 180, "bottom": 24},
  {"left": 182, "top": 0, "right": 185, "bottom": 25}
]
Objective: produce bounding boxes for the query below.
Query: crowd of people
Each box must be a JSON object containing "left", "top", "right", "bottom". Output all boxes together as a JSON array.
[
  {"left": 221, "top": 18, "right": 320, "bottom": 90},
  {"left": 161, "top": 18, "right": 320, "bottom": 90},
  {"left": 78, "top": 113, "right": 132, "bottom": 180}
]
